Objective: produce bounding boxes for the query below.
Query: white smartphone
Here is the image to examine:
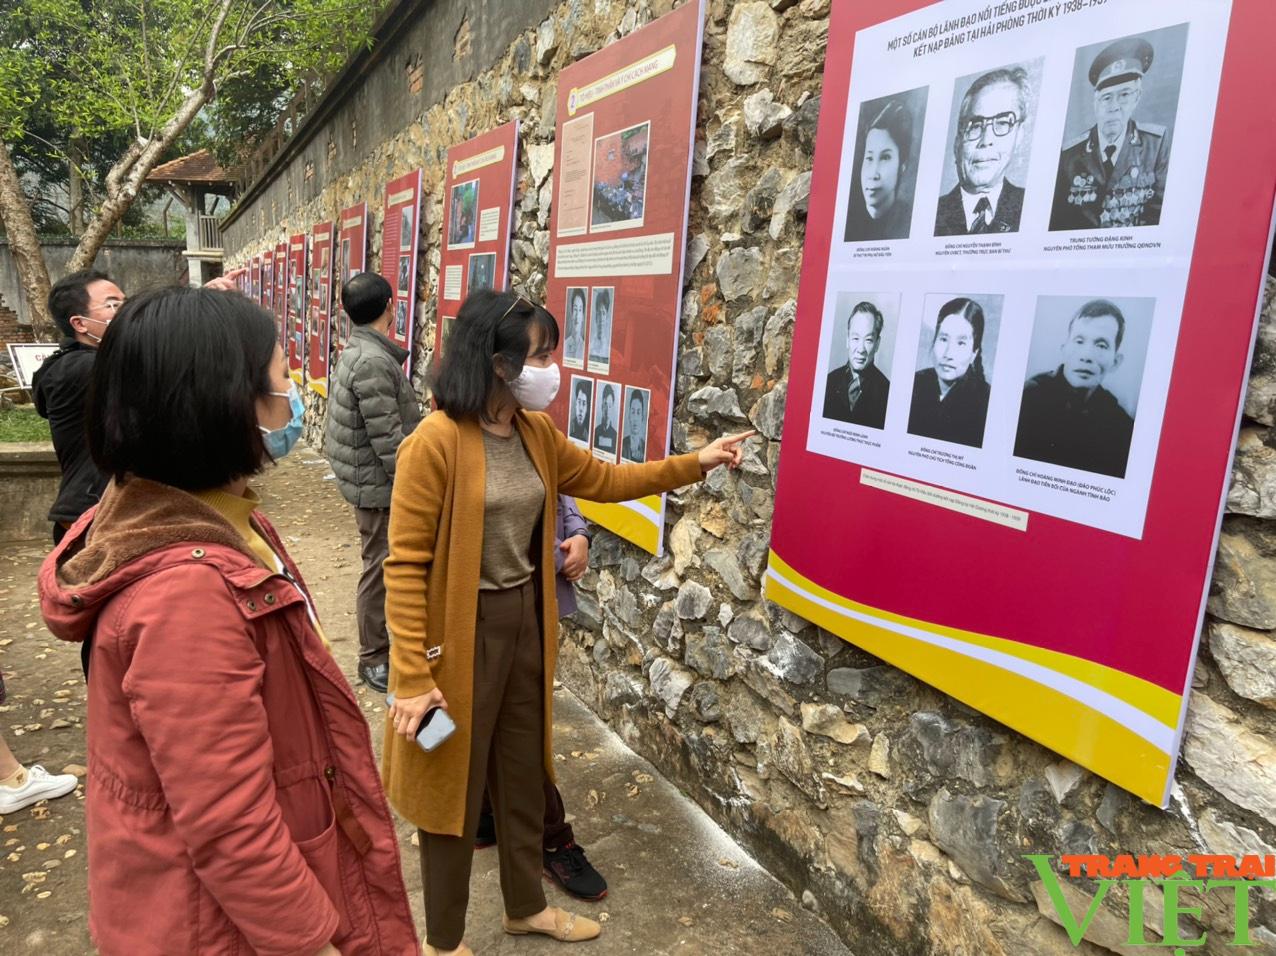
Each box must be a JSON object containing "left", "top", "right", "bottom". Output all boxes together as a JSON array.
[{"left": 386, "top": 694, "right": 456, "bottom": 752}]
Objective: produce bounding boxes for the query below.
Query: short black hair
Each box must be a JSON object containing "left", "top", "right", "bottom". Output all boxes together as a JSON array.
[
  {"left": 88, "top": 286, "right": 278, "bottom": 490},
  {"left": 1071, "top": 298, "right": 1126, "bottom": 350},
  {"left": 342, "top": 272, "right": 393, "bottom": 325},
  {"left": 48, "top": 270, "right": 112, "bottom": 337},
  {"left": 430, "top": 289, "right": 560, "bottom": 422}
]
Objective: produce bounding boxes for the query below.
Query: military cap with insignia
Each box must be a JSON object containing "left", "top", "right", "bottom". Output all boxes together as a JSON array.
[{"left": 1089, "top": 37, "right": 1154, "bottom": 90}]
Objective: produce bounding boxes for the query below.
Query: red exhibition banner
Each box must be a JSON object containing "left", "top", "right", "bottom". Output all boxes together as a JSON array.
[
  {"left": 545, "top": 0, "right": 706, "bottom": 555},
  {"left": 271, "top": 241, "right": 287, "bottom": 345},
  {"left": 766, "top": 0, "right": 1276, "bottom": 804},
  {"left": 308, "top": 221, "right": 334, "bottom": 397},
  {"left": 435, "top": 121, "right": 520, "bottom": 358},
  {"left": 251, "top": 255, "right": 262, "bottom": 306},
  {"left": 335, "top": 200, "right": 369, "bottom": 356},
  {"left": 381, "top": 170, "right": 423, "bottom": 368},
  {"left": 286, "top": 232, "right": 308, "bottom": 387}
]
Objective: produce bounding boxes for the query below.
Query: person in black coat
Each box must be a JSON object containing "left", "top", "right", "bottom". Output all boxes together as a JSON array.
[
  {"left": 32, "top": 271, "right": 126, "bottom": 544},
  {"left": 845, "top": 98, "right": 916, "bottom": 242},
  {"left": 907, "top": 297, "right": 992, "bottom": 448},
  {"left": 824, "top": 301, "right": 891, "bottom": 429},
  {"left": 935, "top": 67, "right": 1030, "bottom": 236},
  {"left": 1014, "top": 299, "right": 1135, "bottom": 478}
]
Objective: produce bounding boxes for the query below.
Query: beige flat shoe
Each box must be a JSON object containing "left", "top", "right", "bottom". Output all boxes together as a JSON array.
[
  {"left": 503, "top": 906, "right": 601, "bottom": 942},
  {"left": 424, "top": 944, "right": 473, "bottom": 956}
]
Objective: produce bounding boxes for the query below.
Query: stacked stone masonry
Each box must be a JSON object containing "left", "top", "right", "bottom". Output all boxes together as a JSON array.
[{"left": 222, "top": 1, "right": 1276, "bottom": 952}]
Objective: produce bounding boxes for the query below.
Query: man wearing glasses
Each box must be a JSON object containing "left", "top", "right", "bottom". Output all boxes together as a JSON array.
[
  {"left": 33, "top": 271, "right": 126, "bottom": 547},
  {"left": 1050, "top": 36, "right": 1168, "bottom": 231},
  {"left": 935, "top": 67, "right": 1029, "bottom": 236}
]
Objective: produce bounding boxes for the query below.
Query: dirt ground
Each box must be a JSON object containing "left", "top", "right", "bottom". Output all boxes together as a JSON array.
[{"left": 0, "top": 445, "right": 849, "bottom": 955}]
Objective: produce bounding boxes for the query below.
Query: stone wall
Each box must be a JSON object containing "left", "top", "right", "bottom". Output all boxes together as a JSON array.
[
  {"left": 222, "top": 1, "right": 1276, "bottom": 952},
  {"left": 0, "top": 239, "right": 188, "bottom": 330}
]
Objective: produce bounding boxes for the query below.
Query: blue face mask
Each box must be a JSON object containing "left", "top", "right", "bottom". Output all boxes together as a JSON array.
[{"left": 259, "top": 383, "right": 305, "bottom": 459}]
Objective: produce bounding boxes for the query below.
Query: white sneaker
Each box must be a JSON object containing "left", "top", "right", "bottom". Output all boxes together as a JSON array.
[{"left": 0, "top": 765, "right": 80, "bottom": 814}]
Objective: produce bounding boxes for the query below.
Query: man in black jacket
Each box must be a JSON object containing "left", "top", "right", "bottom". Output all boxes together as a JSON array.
[
  {"left": 1014, "top": 299, "right": 1135, "bottom": 478},
  {"left": 33, "top": 271, "right": 125, "bottom": 545},
  {"left": 823, "top": 301, "right": 890, "bottom": 430},
  {"left": 935, "top": 67, "right": 1029, "bottom": 236}
]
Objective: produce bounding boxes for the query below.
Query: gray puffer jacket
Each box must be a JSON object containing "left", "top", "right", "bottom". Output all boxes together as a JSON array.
[{"left": 324, "top": 326, "right": 422, "bottom": 509}]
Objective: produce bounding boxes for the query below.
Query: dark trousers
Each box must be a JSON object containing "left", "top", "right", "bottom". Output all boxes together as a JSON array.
[
  {"left": 419, "top": 581, "right": 547, "bottom": 950},
  {"left": 352, "top": 506, "right": 391, "bottom": 667},
  {"left": 481, "top": 774, "right": 575, "bottom": 849}
]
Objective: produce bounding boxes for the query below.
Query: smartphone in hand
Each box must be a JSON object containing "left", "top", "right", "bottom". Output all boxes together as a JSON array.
[{"left": 386, "top": 694, "right": 457, "bottom": 752}]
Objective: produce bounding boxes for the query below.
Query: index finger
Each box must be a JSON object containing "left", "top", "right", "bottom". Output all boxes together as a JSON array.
[{"left": 721, "top": 430, "right": 758, "bottom": 445}]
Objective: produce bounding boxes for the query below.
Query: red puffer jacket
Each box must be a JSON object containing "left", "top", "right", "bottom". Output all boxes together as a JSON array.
[{"left": 38, "top": 477, "right": 419, "bottom": 956}]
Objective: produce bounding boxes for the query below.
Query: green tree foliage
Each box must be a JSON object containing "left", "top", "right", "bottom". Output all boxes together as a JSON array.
[{"left": 0, "top": 0, "right": 381, "bottom": 333}]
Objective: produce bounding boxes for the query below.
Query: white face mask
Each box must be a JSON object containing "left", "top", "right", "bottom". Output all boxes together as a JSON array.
[{"left": 507, "top": 362, "right": 561, "bottom": 411}]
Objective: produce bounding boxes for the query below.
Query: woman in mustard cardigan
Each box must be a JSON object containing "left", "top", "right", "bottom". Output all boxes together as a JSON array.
[{"left": 383, "top": 290, "right": 750, "bottom": 955}]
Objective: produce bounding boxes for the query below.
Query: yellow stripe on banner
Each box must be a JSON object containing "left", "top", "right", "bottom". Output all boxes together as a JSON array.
[
  {"left": 308, "top": 378, "right": 328, "bottom": 399},
  {"left": 290, "top": 369, "right": 304, "bottom": 386},
  {"left": 575, "top": 496, "right": 661, "bottom": 555},
  {"left": 767, "top": 550, "right": 1180, "bottom": 730},
  {"left": 764, "top": 568, "right": 1171, "bottom": 805}
]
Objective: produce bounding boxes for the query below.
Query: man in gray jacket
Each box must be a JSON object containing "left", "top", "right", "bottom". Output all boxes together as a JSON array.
[{"left": 324, "top": 273, "right": 421, "bottom": 691}]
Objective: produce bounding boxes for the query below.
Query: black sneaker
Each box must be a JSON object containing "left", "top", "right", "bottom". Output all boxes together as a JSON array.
[
  {"left": 358, "top": 662, "right": 388, "bottom": 693},
  {"left": 543, "top": 842, "right": 608, "bottom": 901},
  {"left": 474, "top": 810, "right": 496, "bottom": 849}
]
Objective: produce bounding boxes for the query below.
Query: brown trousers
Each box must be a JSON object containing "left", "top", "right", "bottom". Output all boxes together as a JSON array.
[
  {"left": 353, "top": 506, "right": 391, "bottom": 666},
  {"left": 419, "top": 580, "right": 547, "bottom": 949}
]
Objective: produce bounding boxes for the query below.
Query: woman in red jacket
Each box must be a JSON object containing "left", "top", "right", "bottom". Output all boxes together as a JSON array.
[{"left": 38, "top": 286, "right": 419, "bottom": 956}]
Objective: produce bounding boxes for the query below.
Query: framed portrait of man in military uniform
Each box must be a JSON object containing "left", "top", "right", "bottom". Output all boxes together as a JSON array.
[{"left": 1048, "top": 23, "right": 1189, "bottom": 232}]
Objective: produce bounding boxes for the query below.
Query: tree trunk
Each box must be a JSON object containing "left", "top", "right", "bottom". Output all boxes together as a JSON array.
[
  {"left": 67, "top": 87, "right": 211, "bottom": 274},
  {"left": 0, "top": 139, "right": 56, "bottom": 340},
  {"left": 68, "top": 137, "right": 85, "bottom": 236}
]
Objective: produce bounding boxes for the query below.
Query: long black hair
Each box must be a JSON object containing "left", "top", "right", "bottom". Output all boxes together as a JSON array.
[
  {"left": 932, "top": 296, "right": 987, "bottom": 384},
  {"left": 89, "top": 286, "right": 278, "bottom": 489},
  {"left": 430, "top": 289, "right": 560, "bottom": 421}
]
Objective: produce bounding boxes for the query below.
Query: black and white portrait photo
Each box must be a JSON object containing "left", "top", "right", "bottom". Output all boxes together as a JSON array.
[
  {"left": 822, "top": 292, "right": 897, "bottom": 430},
  {"left": 935, "top": 60, "right": 1043, "bottom": 236},
  {"left": 340, "top": 238, "right": 351, "bottom": 282},
  {"left": 399, "top": 205, "right": 415, "bottom": 251},
  {"left": 621, "top": 386, "right": 651, "bottom": 464},
  {"left": 563, "top": 287, "right": 588, "bottom": 369},
  {"left": 568, "top": 375, "right": 594, "bottom": 447},
  {"left": 394, "top": 299, "right": 407, "bottom": 338},
  {"left": 1013, "top": 295, "right": 1153, "bottom": 479},
  {"left": 397, "top": 254, "right": 412, "bottom": 297},
  {"left": 907, "top": 294, "right": 1002, "bottom": 449},
  {"left": 592, "top": 380, "right": 620, "bottom": 462},
  {"left": 843, "top": 86, "right": 927, "bottom": 243},
  {"left": 1048, "top": 24, "right": 1187, "bottom": 231},
  {"left": 587, "top": 287, "right": 614, "bottom": 374},
  {"left": 467, "top": 252, "right": 496, "bottom": 293},
  {"left": 448, "top": 179, "right": 479, "bottom": 249}
]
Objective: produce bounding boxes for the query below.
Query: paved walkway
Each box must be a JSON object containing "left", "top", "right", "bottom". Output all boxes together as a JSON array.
[{"left": 0, "top": 445, "right": 849, "bottom": 954}]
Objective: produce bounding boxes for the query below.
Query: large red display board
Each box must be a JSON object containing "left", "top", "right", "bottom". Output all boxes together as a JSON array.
[
  {"left": 766, "top": 0, "right": 1275, "bottom": 804},
  {"left": 271, "top": 241, "right": 287, "bottom": 346},
  {"left": 286, "top": 232, "right": 307, "bottom": 387},
  {"left": 435, "top": 122, "right": 520, "bottom": 359},
  {"left": 251, "top": 255, "right": 263, "bottom": 306},
  {"left": 335, "top": 201, "right": 369, "bottom": 357},
  {"left": 308, "top": 221, "right": 334, "bottom": 397},
  {"left": 545, "top": 0, "right": 705, "bottom": 555},
  {"left": 381, "top": 170, "right": 423, "bottom": 369}
]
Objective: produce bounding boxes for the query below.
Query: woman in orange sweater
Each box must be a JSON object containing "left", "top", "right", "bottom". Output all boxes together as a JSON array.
[{"left": 383, "top": 290, "right": 750, "bottom": 955}]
